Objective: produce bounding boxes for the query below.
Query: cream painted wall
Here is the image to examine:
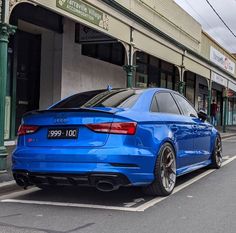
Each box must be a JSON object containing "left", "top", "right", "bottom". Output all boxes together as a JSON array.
[
  {"left": 61, "top": 18, "right": 126, "bottom": 98},
  {"left": 200, "top": 32, "right": 236, "bottom": 77},
  {"left": 17, "top": 20, "right": 63, "bottom": 109},
  {"left": 115, "top": 0, "right": 202, "bottom": 52},
  {"left": 40, "top": 31, "right": 62, "bottom": 109}
]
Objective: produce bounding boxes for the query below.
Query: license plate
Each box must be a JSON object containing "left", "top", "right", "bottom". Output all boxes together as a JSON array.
[{"left": 47, "top": 128, "right": 78, "bottom": 139}]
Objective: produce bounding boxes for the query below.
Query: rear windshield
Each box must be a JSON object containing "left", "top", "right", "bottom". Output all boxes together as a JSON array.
[{"left": 51, "top": 89, "right": 143, "bottom": 109}]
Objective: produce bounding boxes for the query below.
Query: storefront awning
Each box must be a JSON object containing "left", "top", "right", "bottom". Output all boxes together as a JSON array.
[{"left": 132, "top": 30, "right": 182, "bottom": 66}]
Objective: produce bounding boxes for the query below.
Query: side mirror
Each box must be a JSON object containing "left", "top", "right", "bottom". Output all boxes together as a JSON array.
[{"left": 198, "top": 110, "right": 208, "bottom": 122}]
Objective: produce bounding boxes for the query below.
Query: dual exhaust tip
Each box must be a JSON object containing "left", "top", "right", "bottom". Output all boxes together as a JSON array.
[
  {"left": 14, "top": 174, "right": 120, "bottom": 192},
  {"left": 95, "top": 180, "right": 119, "bottom": 192}
]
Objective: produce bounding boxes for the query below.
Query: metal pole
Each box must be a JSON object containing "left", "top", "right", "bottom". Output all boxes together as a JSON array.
[
  {"left": 178, "top": 65, "right": 185, "bottom": 95},
  {"left": 0, "top": 0, "right": 16, "bottom": 171},
  {"left": 123, "top": 28, "right": 135, "bottom": 88},
  {"left": 123, "top": 64, "right": 135, "bottom": 88}
]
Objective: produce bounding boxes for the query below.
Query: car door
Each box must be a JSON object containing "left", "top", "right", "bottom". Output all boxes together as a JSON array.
[
  {"left": 173, "top": 94, "right": 212, "bottom": 164},
  {"left": 193, "top": 118, "right": 213, "bottom": 162},
  {"left": 152, "top": 92, "right": 195, "bottom": 169}
]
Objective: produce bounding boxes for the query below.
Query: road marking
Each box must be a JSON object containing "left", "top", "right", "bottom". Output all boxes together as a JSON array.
[
  {"left": 1, "top": 199, "right": 140, "bottom": 212},
  {"left": 1, "top": 155, "right": 236, "bottom": 212},
  {"left": 0, "top": 181, "right": 15, "bottom": 188},
  {"left": 135, "top": 155, "right": 236, "bottom": 211}
]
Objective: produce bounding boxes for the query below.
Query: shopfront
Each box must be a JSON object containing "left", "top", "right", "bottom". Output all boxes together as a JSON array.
[{"left": 135, "top": 51, "right": 179, "bottom": 90}]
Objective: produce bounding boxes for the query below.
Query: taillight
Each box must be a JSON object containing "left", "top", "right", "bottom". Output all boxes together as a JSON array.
[
  {"left": 86, "top": 122, "right": 137, "bottom": 135},
  {"left": 17, "top": 125, "right": 39, "bottom": 136}
]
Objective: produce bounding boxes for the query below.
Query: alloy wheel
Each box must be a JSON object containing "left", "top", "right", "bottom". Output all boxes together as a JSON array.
[
  {"left": 215, "top": 137, "right": 223, "bottom": 167},
  {"left": 160, "top": 146, "right": 176, "bottom": 193}
]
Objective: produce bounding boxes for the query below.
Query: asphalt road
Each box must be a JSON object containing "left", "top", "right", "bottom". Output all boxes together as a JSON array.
[{"left": 0, "top": 137, "right": 236, "bottom": 233}]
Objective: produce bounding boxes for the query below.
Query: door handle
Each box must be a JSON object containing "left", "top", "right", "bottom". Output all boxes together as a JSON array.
[
  {"left": 192, "top": 125, "right": 198, "bottom": 132},
  {"left": 170, "top": 125, "right": 178, "bottom": 132}
]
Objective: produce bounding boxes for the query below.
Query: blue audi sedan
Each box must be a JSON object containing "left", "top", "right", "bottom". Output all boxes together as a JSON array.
[{"left": 12, "top": 88, "right": 222, "bottom": 196}]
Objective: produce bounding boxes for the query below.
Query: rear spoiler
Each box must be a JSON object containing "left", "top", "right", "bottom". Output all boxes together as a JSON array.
[{"left": 23, "top": 107, "right": 120, "bottom": 117}]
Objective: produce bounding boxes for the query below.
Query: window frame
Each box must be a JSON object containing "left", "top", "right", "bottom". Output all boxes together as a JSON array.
[
  {"left": 150, "top": 91, "right": 181, "bottom": 115},
  {"left": 172, "top": 93, "right": 198, "bottom": 118}
]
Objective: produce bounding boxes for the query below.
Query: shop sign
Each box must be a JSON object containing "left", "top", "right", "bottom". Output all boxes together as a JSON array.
[
  {"left": 210, "top": 47, "right": 235, "bottom": 75},
  {"left": 229, "top": 82, "right": 236, "bottom": 93},
  {"left": 227, "top": 89, "right": 234, "bottom": 97},
  {"left": 211, "top": 72, "right": 228, "bottom": 87},
  {"left": 56, "top": 0, "right": 109, "bottom": 30},
  {"left": 75, "top": 24, "right": 116, "bottom": 43}
]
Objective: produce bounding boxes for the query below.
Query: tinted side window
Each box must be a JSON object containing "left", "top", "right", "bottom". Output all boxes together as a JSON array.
[
  {"left": 154, "top": 92, "right": 180, "bottom": 115},
  {"left": 174, "top": 94, "right": 198, "bottom": 117}
]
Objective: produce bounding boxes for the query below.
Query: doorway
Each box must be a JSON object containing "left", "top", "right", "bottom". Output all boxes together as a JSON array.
[{"left": 15, "top": 31, "right": 41, "bottom": 132}]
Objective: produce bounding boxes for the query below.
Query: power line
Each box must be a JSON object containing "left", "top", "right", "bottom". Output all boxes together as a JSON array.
[
  {"left": 183, "top": 0, "right": 212, "bottom": 29},
  {"left": 181, "top": 0, "right": 231, "bottom": 49},
  {"left": 205, "top": 0, "right": 236, "bottom": 38}
]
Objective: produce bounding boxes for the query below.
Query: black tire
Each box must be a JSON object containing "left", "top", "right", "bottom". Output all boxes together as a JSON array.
[
  {"left": 211, "top": 135, "right": 223, "bottom": 169},
  {"left": 143, "top": 143, "right": 177, "bottom": 196}
]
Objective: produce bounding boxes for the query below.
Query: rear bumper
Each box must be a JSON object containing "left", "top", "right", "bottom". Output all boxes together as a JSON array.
[
  {"left": 12, "top": 147, "right": 156, "bottom": 186},
  {"left": 13, "top": 170, "right": 130, "bottom": 188}
]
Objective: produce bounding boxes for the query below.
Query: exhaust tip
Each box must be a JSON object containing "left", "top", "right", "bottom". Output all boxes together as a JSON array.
[{"left": 95, "top": 180, "right": 119, "bottom": 192}]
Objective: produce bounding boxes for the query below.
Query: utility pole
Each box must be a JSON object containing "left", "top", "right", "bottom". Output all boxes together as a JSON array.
[{"left": 0, "top": 0, "right": 16, "bottom": 171}]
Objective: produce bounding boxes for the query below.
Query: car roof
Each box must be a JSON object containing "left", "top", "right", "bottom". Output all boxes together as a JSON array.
[{"left": 111, "top": 87, "right": 180, "bottom": 95}]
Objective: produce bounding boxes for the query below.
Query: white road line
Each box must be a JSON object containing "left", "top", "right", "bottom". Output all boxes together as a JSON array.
[
  {"left": 136, "top": 155, "right": 236, "bottom": 211},
  {"left": 1, "top": 155, "right": 236, "bottom": 212},
  {"left": 1, "top": 199, "right": 140, "bottom": 212},
  {"left": 0, "top": 180, "right": 16, "bottom": 188},
  {"left": 0, "top": 187, "right": 38, "bottom": 201}
]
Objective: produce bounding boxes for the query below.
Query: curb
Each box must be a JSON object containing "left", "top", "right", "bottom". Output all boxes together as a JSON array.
[
  {"left": 221, "top": 134, "right": 236, "bottom": 140},
  {"left": 0, "top": 180, "right": 22, "bottom": 195}
]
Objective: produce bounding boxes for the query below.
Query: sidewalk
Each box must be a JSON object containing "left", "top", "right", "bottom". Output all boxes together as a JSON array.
[
  {"left": 217, "top": 126, "right": 236, "bottom": 139},
  {"left": 1, "top": 127, "right": 236, "bottom": 185}
]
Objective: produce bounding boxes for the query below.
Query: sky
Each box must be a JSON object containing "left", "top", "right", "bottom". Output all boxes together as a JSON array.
[{"left": 174, "top": 0, "right": 236, "bottom": 53}]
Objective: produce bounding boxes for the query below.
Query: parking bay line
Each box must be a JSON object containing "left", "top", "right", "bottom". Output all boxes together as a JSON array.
[
  {"left": 136, "top": 155, "right": 236, "bottom": 211},
  {"left": 1, "top": 155, "right": 236, "bottom": 212}
]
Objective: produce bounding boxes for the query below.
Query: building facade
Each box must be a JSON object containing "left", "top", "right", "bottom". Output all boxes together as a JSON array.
[{"left": 2, "top": 0, "right": 236, "bottom": 143}]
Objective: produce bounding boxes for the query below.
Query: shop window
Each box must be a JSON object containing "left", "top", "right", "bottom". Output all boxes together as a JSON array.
[
  {"left": 149, "top": 56, "right": 159, "bottom": 67},
  {"left": 135, "top": 52, "right": 175, "bottom": 89},
  {"left": 167, "top": 74, "right": 173, "bottom": 89},
  {"left": 184, "top": 72, "right": 196, "bottom": 105},
  {"left": 136, "top": 52, "right": 149, "bottom": 88},
  {"left": 174, "top": 67, "right": 180, "bottom": 91},
  {"left": 161, "top": 60, "right": 174, "bottom": 72},
  {"left": 81, "top": 42, "right": 125, "bottom": 66}
]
